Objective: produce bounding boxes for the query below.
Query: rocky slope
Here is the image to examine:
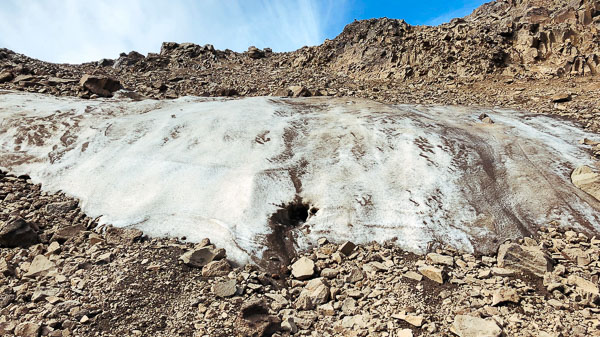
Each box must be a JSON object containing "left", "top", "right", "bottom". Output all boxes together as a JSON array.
[{"left": 1, "top": 171, "right": 600, "bottom": 337}]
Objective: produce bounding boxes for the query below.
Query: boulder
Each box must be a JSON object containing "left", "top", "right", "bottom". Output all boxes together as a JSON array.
[
  {"left": 571, "top": 165, "right": 600, "bottom": 201},
  {"left": 291, "top": 257, "right": 315, "bottom": 280},
  {"left": 497, "top": 243, "right": 553, "bottom": 277},
  {"left": 567, "top": 275, "right": 599, "bottom": 296},
  {"left": 79, "top": 74, "right": 122, "bottom": 97},
  {"left": 289, "top": 85, "right": 312, "bottom": 98},
  {"left": 0, "top": 218, "right": 38, "bottom": 248},
  {"left": 247, "top": 46, "right": 265, "bottom": 59},
  {"left": 0, "top": 71, "right": 13, "bottom": 83},
  {"left": 451, "top": 315, "right": 502, "bottom": 337}
]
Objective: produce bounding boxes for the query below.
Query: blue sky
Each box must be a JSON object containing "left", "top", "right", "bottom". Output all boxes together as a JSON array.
[{"left": 0, "top": 0, "right": 488, "bottom": 64}]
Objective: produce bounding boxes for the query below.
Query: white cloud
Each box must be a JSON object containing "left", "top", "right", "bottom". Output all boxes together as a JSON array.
[{"left": 0, "top": 0, "right": 347, "bottom": 64}]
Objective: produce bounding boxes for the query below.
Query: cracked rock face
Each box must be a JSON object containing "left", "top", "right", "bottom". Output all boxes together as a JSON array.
[{"left": 1, "top": 93, "right": 600, "bottom": 263}]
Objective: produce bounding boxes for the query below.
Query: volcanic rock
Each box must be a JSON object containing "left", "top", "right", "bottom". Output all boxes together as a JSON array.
[
  {"left": 0, "top": 218, "right": 38, "bottom": 248},
  {"left": 0, "top": 71, "right": 13, "bottom": 83},
  {"left": 79, "top": 74, "right": 122, "bottom": 97},
  {"left": 338, "top": 241, "right": 356, "bottom": 256}
]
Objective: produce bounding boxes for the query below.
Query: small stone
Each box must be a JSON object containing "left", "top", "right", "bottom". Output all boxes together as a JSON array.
[
  {"left": 289, "top": 85, "right": 312, "bottom": 98},
  {"left": 338, "top": 241, "right": 356, "bottom": 256},
  {"left": 180, "top": 247, "right": 225, "bottom": 268},
  {"left": 321, "top": 268, "right": 339, "bottom": 279},
  {"left": 571, "top": 165, "right": 600, "bottom": 201},
  {"left": 291, "top": 257, "right": 315, "bottom": 280},
  {"left": 24, "top": 255, "right": 55, "bottom": 278},
  {"left": 95, "top": 252, "right": 112, "bottom": 264},
  {"left": 426, "top": 253, "right": 454, "bottom": 266},
  {"left": 345, "top": 267, "right": 364, "bottom": 283},
  {"left": 403, "top": 271, "right": 423, "bottom": 281},
  {"left": 213, "top": 279, "right": 237, "bottom": 298},
  {"left": 567, "top": 275, "right": 599, "bottom": 296},
  {"left": 490, "top": 267, "right": 515, "bottom": 276},
  {"left": 0, "top": 259, "right": 15, "bottom": 277},
  {"left": 551, "top": 93, "right": 571, "bottom": 103},
  {"left": 15, "top": 322, "right": 41, "bottom": 337},
  {"left": 451, "top": 315, "right": 502, "bottom": 337},
  {"left": 398, "top": 329, "right": 413, "bottom": 337},
  {"left": 482, "top": 116, "right": 494, "bottom": 124},
  {"left": 418, "top": 265, "right": 445, "bottom": 284},
  {"left": 341, "top": 297, "right": 357, "bottom": 315},
  {"left": 317, "top": 237, "right": 329, "bottom": 246},
  {"left": 491, "top": 288, "right": 520, "bottom": 306},
  {"left": 47, "top": 241, "right": 61, "bottom": 254},
  {"left": 295, "top": 278, "right": 329, "bottom": 310},
  {"left": 281, "top": 317, "right": 297, "bottom": 333},
  {"left": 202, "top": 259, "right": 231, "bottom": 277},
  {"left": 547, "top": 299, "right": 566, "bottom": 309}
]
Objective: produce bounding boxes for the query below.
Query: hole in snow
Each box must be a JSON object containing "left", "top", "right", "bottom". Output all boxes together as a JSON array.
[{"left": 270, "top": 198, "right": 312, "bottom": 228}]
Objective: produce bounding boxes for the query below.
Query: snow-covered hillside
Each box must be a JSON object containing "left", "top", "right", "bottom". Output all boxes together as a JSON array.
[{"left": 1, "top": 91, "right": 599, "bottom": 264}]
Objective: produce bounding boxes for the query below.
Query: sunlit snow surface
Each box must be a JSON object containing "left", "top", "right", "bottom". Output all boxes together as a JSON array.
[{"left": 1, "top": 91, "right": 600, "bottom": 263}]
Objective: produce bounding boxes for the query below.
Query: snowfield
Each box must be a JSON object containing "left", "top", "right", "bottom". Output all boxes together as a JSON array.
[{"left": 1, "top": 91, "right": 599, "bottom": 264}]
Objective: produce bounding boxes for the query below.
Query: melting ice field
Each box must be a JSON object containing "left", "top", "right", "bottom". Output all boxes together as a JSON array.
[{"left": 1, "top": 91, "right": 600, "bottom": 264}]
